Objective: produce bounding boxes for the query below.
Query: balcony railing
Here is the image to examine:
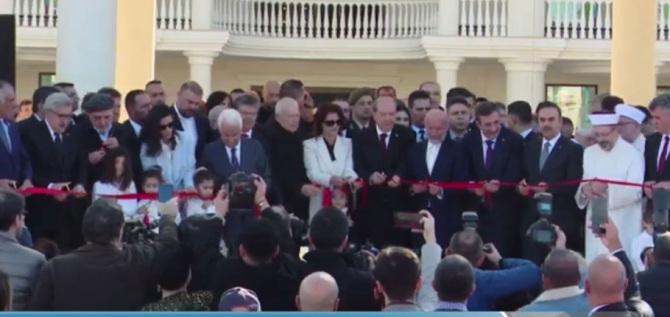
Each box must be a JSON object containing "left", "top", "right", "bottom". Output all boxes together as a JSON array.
[
  {"left": 13, "top": 0, "right": 192, "bottom": 29},
  {"left": 211, "top": 0, "right": 439, "bottom": 39},
  {"left": 458, "top": 0, "right": 508, "bottom": 37}
]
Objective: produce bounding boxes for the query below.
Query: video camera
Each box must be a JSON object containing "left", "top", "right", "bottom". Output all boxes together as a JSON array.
[
  {"left": 462, "top": 211, "right": 478, "bottom": 230},
  {"left": 227, "top": 172, "right": 258, "bottom": 211},
  {"left": 653, "top": 188, "right": 669, "bottom": 235},
  {"left": 122, "top": 221, "right": 157, "bottom": 244},
  {"left": 345, "top": 241, "right": 379, "bottom": 271},
  {"left": 528, "top": 193, "right": 556, "bottom": 244}
]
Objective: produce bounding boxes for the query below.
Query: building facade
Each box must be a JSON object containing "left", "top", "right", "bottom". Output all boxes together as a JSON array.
[{"left": 5, "top": 0, "right": 670, "bottom": 126}]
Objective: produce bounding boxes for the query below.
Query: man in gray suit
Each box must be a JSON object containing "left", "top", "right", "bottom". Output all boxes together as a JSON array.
[
  {"left": 199, "top": 108, "right": 272, "bottom": 250},
  {"left": 0, "top": 189, "right": 46, "bottom": 310}
]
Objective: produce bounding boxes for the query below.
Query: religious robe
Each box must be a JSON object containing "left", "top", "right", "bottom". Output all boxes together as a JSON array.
[
  {"left": 576, "top": 137, "right": 644, "bottom": 264},
  {"left": 632, "top": 134, "right": 646, "bottom": 153}
]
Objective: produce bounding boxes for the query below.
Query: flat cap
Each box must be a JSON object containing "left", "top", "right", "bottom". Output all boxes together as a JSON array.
[{"left": 83, "top": 93, "right": 114, "bottom": 113}]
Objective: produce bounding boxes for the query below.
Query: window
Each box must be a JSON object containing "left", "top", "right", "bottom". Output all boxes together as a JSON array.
[
  {"left": 38, "top": 72, "right": 55, "bottom": 86},
  {"left": 658, "top": 87, "right": 670, "bottom": 95},
  {"left": 546, "top": 84, "right": 597, "bottom": 128}
]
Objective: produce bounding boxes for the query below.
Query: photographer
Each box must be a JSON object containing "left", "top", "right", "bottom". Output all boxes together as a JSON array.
[
  {"left": 28, "top": 198, "right": 180, "bottom": 311},
  {"left": 447, "top": 229, "right": 541, "bottom": 311},
  {"left": 639, "top": 233, "right": 670, "bottom": 316},
  {"left": 302, "top": 207, "right": 378, "bottom": 311},
  {"left": 187, "top": 177, "right": 307, "bottom": 311}
]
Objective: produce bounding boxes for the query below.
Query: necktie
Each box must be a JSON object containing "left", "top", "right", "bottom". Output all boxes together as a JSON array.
[
  {"left": 539, "top": 141, "right": 551, "bottom": 171},
  {"left": 143, "top": 215, "right": 151, "bottom": 226},
  {"left": 659, "top": 136, "right": 670, "bottom": 173},
  {"left": 379, "top": 133, "right": 388, "bottom": 155},
  {"left": 54, "top": 132, "right": 63, "bottom": 162},
  {"left": 484, "top": 140, "right": 494, "bottom": 170},
  {"left": 230, "top": 147, "right": 240, "bottom": 171},
  {"left": 0, "top": 121, "right": 11, "bottom": 153},
  {"left": 419, "top": 129, "right": 426, "bottom": 142}
]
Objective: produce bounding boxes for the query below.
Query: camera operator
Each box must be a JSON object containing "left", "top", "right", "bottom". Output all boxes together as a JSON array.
[
  {"left": 639, "top": 233, "right": 670, "bottom": 316},
  {"left": 302, "top": 207, "right": 379, "bottom": 311},
  {"left": 259, "top": 206, "right": 299, "bottom": 258},
  {"left": 186, "top": 176, "right": 307, "bottom": 311},
  {"left": 28, "top": 198, "right": 180, "bottom": 311},
  {"left": 446, "top": 229, "right": 541, "bottom": 311}
]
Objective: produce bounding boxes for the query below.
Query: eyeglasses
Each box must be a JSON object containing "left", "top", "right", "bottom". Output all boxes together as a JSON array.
[
  {"left": 160, "top": 122, "right": 174, "bottom": 130},
  {"left": 324, "top": 120, "right": 342, "bottom": 127}
]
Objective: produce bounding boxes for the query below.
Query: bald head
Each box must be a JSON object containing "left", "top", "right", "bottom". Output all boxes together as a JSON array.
[
  {"left": 543, "top": 249, "right": 582, "bottom": 288},
  {"left": 263, "top": 81, "right": 281, "bottom": 105},
  {"left": 587, "top": 254, "right": 627, "bottom": 295},
  {"left": 425, "top": 109, "right": 448, "bottom": 142},
  {"left": 297, "top": 272, "right": 339, "bottom": 311}
]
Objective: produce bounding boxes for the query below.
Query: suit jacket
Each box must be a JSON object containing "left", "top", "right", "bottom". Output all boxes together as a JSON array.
[
  {"left": 462, "top": 126, "right": 523, "bottom": 224},
  {"left": 521, "top": 136, "right": 584, "bottom": 238},
  {"left": 303, "top": 136, "right": 358, "bottom": 218},
  {"left": 199, "top": 138, "right": 272, "bottom": 189},
  {"left": 171, "top": 107, "right": 211, "bottom": 160},
  {"left": 27, "top": 218, "right": 179, "bottom": 311},
  {"left": 73, "top": 122, "right": 126, "bottom": 189},
  {"left": 0, "top": 119, "right": 32, "bottom": 183},
  {"left": 591, "top": 302, "right": 634, "bottom": 316},
  {"left": 118, "top": 120, "right": 143, "bottom": 188},
  {"left": 644, "top": 133, "right": 670, "bottom": 182},
  {"left": 140, "top": 131, "right": 197, "bottom": 190},
  {"left": 638, "top": 262, "right": 670, "bottom": 317},
  {"left": 18, "top": 115, "right": 41, "bottom": 142},
  {"left": 407, "top": 138, "right": 468, "bottom": 246},
  {"left": 523, "top": 130, "right": 540, "bottom": 145}
]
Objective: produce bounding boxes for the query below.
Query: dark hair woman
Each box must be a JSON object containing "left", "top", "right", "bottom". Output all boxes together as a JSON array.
[
  {"left": 395, "top": 102, "right": 412, "bottom": 127},
  {"left": 303, "top": 104, "right": 359, "bottom": 221},
  {"left": 205, "top": 91, "right": 232, "bottom": 114},
  {"left": 139, "top": 104, "right": 196, "bottom": 190}
]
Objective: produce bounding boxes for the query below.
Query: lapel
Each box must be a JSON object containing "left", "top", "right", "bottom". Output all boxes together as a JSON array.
[
  {"left": 61, "top": 130, "right": 74, "bottom": 165},
  {"left": 473, "top": 133, "right": 486, "bottom": 173},
  {"left": 431, "top": 139, "right": 451, "bottom": 179},
  {"left": 366, "top": 127, "right": 384, "bottom": 162},
  {"left": 39, "top": 121, "right": 60, "bottom": 163},
  {"left": 652, "top": 134, "right": 663, "bottom": 173},
  {"left": 386, "top": 127, "right": 401, "bottom": 162},
  {"left": 239, "top": 139, "right": 253, "bottom": 172},
  {"left": 490, "top": 130, "right": 509, "bottom": 171},
  {"left": 194, "top": 114, "right": 206, "bottom": 141},
  {"left": 314, "top": 137, "right": 332, "bottom": 174},
  {"left": 529, "top": 138, "right": 542, "bottom": 178},
  {"left": 540, "top": 137, "right": 565, "bottom": 177},
  {"left": 171, "top": 107, "right": 184, "bottom": 131},
  {"left": 418, "top": 141, "right": 429, "bottom": 178},
  {"left": 217, "top": 140, "right": 232, "bottom": 174}
]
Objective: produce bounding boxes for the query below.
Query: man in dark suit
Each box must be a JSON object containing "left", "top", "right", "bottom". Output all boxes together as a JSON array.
[
  {"left": 0, "top": 82, "right": 33, "bottom": 190},
  {"left": 345, "top": 88, "right": 375, "bottom": 140},
  {"left": 199, "top": 108, "right": 271, "bottom": 249},
  {"left": 462, "top": 102, "right": 523, "bottom": 257},
  {"left": 445, "top": 97, "right": 472, "bottom": 142},
  {"left": 638, "top": 233, "right": 670, "bottom": 316},
  {"left": 644, "top": 94, "right": 670, "bottom": 197},
  {"left": 353, "top": 96, "right": 415, "bottom": 248},
  {"left": 72, "top": 94, "right": 126, "bottom": 190},
  {"left": 23, "top": 92, "right": 87, "bottom": 251},
  {"left": 118, "top": 90, "right": 152, "bottom": 188},
  {"left": 28, "top": 198, "right": 179, "bottom": 311},
  {"left": 519, "top": 102, "right": 584, "bottom": 262},
  {"left": 446, "top": 87, "right": 478, "bottom": 132},
  {"left": 172, "top": 81, "right": 212, "bottom": 161},
  {"left": 407, "top": 109, "right": 468, "bottom": 248},
  {"left": 18, "top": 86, "right": 59, "bottom": 141},
  {"left": 506, "top": 100, "right": 538, "bottom": 144}
]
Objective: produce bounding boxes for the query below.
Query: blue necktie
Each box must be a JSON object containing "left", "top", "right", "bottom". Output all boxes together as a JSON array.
[
  {"left": 0, "top": 121, "right": 11, "bottom": 153},
  {"left": 231, "top": 147, "right": 240, "bottom": 171}
]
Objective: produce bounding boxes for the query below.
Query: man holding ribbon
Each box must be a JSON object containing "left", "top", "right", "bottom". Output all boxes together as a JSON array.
[{"left": 576, "top": 111, "right": 644, "bottom": 264}]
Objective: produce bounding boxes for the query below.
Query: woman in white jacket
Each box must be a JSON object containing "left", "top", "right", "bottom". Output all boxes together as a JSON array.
[
  {"left": 303, "top": 104, "right": 358, "bottom": 221},
  {"left": 139, "top": 104, "right": 196, "bottom": 191}
]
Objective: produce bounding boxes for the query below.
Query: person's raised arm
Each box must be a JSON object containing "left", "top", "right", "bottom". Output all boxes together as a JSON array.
[{"left": 416, "top": 210, "right": 440, "bottom": 311}]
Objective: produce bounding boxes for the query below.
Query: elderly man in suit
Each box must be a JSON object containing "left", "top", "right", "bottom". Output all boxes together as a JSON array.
[
  {"left": 199, "top": 108, "right": 271, "bottom": 251},
  {"left": 0, "top": 81, "right": 33, "bottom": 191}
]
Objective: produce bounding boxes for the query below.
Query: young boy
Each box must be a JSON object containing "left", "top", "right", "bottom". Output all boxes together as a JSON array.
[
  {"left": 631, "top": 206, "right": 654, "bottom": 272},
  {"left": 187, "top": 169, "right": 216, "bottom": 216}
]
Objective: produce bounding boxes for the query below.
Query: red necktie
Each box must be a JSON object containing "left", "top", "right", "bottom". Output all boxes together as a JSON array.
[
  {"left": 379, "top": 133, "right": 388, "bottom": 156},
  {"left": 659, "top": 136, "right": 670, "bottom": 173}
]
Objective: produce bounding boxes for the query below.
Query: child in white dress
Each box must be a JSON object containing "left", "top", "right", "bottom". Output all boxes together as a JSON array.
[
  {"left": 92, "top": 148, "right": 138, "bottom": 221},
  {"left": 137, "top": 169, "right": 164, "bottom": 227},
  {"left": 186, "top": 169, "right": 216, "bottom": 216}
]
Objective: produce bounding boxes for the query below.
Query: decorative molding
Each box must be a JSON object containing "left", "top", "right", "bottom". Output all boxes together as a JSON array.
[
  {"left": 234, "top": 73, "right": 403, "bottom": 89},
  {"left": 500, "top": 58, "right": 551, "bottom": 72}
]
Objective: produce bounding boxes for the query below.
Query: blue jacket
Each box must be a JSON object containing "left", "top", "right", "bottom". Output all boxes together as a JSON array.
[{"left": 467, "top": 258, "right": 541, "bottom": 311}]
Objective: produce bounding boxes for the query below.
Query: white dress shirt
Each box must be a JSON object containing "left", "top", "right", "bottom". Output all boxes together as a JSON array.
[
  {"left": 92, "top": 181, "right": 139, "bottom": 221},
  {"left": 175, "top": 106, "right": 198, "bottom": 144},
  {"left": 226, "top": 142, "right": 241, "bottom": 164},
  {"left": 426, "top": 141, "right": 441, "bottom": 175},
  {"left": 520, "top": 128, "right": 533, "bottom": 139},
  {"left": 541, "top": 132, "right": 561, "bottom": 155},
  {"left": 376, "top": 126, "right": 391, "bottom": 147},
  {"left": 129, "top": 119, "right": 142, "bottom": 137}
]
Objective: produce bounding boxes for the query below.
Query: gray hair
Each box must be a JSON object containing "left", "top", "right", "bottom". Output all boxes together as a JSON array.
[
  {"left": 233, "top": 94, "right": 260, "bottom": 109},
  {"left": 43, "top": 92, "right": 72, "bottom": 112},
  {"left": 275, "top": 97, "right": 298, "bottom": 116},
  {"left": 650, "top": 93, "right": 670, "bottom": 112},
  {"left": 0, "top": 81, "right": 12, "bottom": 105},
  {"left": 217, "top": 108, "right": 242, "bottom": 129}
]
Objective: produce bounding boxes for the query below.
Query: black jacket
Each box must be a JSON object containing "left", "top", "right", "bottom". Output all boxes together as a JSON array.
[
  {"left": 638, "top": 262, "right": 670, "bottom": 317},
  {"left": 303, "top": 250, "right": 380, "bottom": 311}
]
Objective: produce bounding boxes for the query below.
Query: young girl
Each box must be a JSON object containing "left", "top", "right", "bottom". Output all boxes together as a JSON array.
[
  {"left": 136, "top": 168, "right": 164, "bottom": 225},
  {"left": 186, "top": 169, "right": 216, "bottom": 216},
  {"left": 331, "top": 188, "right": 354, "bottom": 228},
  {"left": 92, "top": 148, "right": 138, "bottom": 220}
]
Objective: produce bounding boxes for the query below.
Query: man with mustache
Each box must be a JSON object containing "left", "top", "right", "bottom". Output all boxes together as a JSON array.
[
  {"left": 518, "top": 102, "right": 583, "bottom": 263},
  {"left": 576, "top": 111, "right": 644, "bottom": 264}
]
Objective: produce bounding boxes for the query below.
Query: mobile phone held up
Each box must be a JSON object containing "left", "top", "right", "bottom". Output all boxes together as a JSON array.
[
  {"left": 591, "top": 196, "right": 608, "bottom": 234},
  {"left": 158, "top": 184, "right": 174, "bottom": 203},
  {"left": 393, "top": 212, "right": 423, "bottom": 230}
]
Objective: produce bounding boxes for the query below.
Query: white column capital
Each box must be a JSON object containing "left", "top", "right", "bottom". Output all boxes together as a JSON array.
[
  {"left": 430, "top": 57, "right": 465, "bottom": 71},
  {"left": 184, "top": 51, "right": 219, "bottom": 65},
  {"left": 500, "top": 59, "right": 551, "bottom": 72}
]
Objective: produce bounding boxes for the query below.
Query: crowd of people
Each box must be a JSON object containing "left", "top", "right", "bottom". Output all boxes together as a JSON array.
[{"left": 0, "top": 78, "right": 667, "bottom": 316}]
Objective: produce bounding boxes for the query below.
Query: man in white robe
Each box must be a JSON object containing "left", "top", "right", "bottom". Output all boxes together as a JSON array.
[
  {"left": 615, "top": 104, "right": 646, "bottom": 153},
  {"left": 576, "top": 112, "right": 644, "bottom": 264}
]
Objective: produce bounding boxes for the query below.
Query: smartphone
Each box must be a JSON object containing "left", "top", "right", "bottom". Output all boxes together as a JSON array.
[
  {"left": 535, "top": 193, "right": 553, "bottom": 217},
  {"left": 393, "top": 212, "right": 423, "bottom": 229},
  {"left": 591, "top": 196, "right": 608, "bottom": 234},
  {"left": 158, "top": 184, "right": 174, "bottom": 203}
]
